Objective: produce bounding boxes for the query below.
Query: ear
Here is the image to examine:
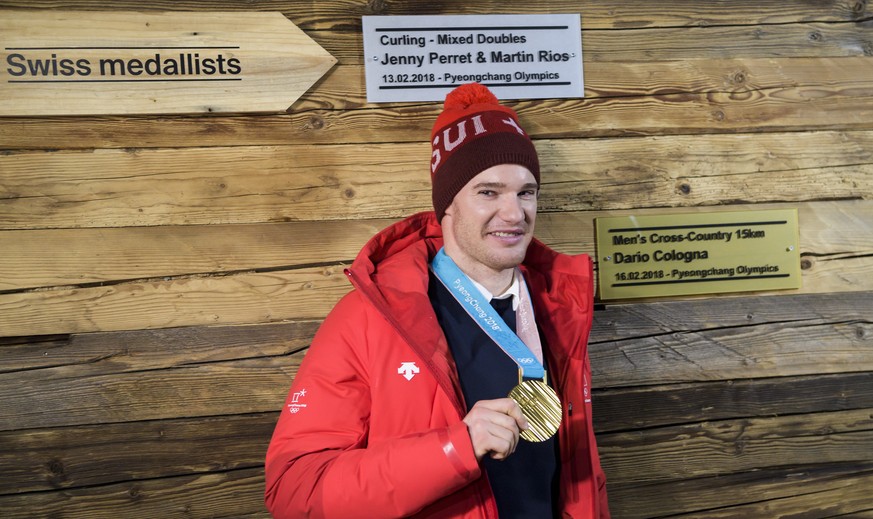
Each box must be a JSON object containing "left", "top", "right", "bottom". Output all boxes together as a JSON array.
[
  {"left": 442, "top": 199, "right": 456, "bottom": 219},
  {"left": 439, "top": 203, "right": 456, "bottom": 232}
]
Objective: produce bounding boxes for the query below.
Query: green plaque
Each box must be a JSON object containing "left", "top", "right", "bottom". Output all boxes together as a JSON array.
[{"left": 595, "top": 209, "right": 801, "bottom": 300}]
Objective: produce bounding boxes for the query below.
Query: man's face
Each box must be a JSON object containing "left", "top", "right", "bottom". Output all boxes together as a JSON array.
[{"left": 442, "top": 164, "right": 538, "bottom": 278}]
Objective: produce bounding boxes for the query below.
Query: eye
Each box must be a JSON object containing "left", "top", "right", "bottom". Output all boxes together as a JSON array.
[
  {"left": 519, "top": 189, "right": 538, "bottom": 199},
  {"left": 478, "top": 189, "right": 497, "bottom": 197}
]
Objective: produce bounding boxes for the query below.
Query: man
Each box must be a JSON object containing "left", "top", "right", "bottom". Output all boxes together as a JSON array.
[{"left": 265, "top": 83, "right": 609, "bottom": 518}]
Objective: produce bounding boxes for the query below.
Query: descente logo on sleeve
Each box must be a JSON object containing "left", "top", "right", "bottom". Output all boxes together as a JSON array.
[{"left": 398, "top": 362, "right": 420, "bottom": 381}]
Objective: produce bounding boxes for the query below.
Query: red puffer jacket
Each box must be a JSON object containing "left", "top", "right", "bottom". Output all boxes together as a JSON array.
[{"left": 265, "top": 212, "right": 609, "bottom": 518}]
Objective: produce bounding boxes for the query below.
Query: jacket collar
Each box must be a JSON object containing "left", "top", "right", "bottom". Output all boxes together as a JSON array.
[{"left": 344, "top": 211, "right": 593, "bottom": 407}]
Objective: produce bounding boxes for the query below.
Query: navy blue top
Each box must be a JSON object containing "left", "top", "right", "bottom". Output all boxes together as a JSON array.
[{"left": 429, "top": 270, "right": 559, "bottom": 518}]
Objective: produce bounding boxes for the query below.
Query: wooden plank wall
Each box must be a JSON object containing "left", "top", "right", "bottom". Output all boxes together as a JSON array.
[{"left": 1, "top": 1, "right": 871, "bottom": 517}]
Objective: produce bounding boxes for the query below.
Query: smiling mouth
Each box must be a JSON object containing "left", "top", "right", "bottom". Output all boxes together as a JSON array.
[{"left": 490, "top": 230, "right": 524, "bottom": 238}]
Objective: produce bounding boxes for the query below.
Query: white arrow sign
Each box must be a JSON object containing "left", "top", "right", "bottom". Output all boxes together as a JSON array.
[
  {"left": 398, "top": 362, "right": 420, "bottom": 381},
  {"left": 0, "top": 10, "right": 337, "bottom": 115}
]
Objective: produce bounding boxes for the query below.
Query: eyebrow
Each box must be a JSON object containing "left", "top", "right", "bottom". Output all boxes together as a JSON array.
[{"left": 472, "top": 182, "right": 540, "bottom": 190}]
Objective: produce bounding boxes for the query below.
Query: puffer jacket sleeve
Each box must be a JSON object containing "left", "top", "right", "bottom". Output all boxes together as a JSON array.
[{"left": 264, "top": 291, "right": 480, "bottom": 518}]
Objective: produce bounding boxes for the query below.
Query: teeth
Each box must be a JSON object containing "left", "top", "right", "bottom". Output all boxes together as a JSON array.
[{"left": 492, "top": 232, "right": 519, "bottom": 237}]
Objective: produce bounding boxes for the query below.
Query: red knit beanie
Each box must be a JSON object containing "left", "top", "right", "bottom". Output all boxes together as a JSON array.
[{"left": 430, "top": 83, "right": 540, "bottom": 221}]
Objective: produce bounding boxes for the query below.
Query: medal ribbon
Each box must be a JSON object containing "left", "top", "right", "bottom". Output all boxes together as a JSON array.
[{"left": 431, "top": 247, "right": 545, "bottom": 380}]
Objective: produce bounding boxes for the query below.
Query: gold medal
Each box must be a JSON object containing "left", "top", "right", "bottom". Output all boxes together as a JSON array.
[{"left": 508, "top": 379, "right": 562, "bottom": 442}]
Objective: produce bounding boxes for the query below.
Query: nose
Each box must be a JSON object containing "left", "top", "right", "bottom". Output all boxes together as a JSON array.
[{"left": 497, "top": 194, "right": 525, "bottom": 223}]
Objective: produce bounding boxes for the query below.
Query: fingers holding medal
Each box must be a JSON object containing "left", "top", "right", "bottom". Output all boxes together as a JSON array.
[{"left": 463, "top": 398, "right": 529, "bottom": 461}]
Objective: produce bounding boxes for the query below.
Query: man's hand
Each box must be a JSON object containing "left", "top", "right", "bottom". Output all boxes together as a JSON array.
[{"left": 462, "top": 398, "right": 530, "bottom": 461}]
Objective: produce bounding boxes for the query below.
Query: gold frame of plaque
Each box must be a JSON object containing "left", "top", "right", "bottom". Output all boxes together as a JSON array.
[{"left": 595, "top": 209, "right": 801, "bottom": 301}]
